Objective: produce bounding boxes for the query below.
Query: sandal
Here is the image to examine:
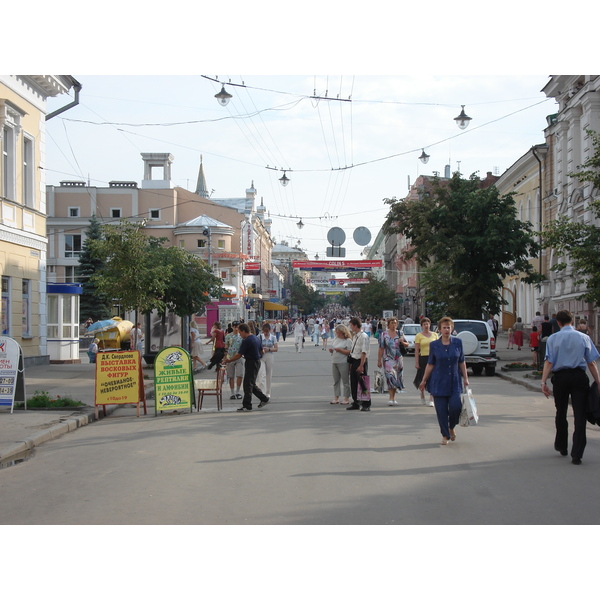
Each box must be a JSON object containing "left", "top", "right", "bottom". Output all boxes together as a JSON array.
[
  {"left": 340, "top": 400, "right": 350, "bottom": 405},
  {"left": 330, "top": 400, "right": 340, "bottom": 404},
  {"left": 450, "top": 430, "right": 457, "bottom": 441},
  {"left": 441, "top": 438, "right": 449, "bottom": 445}
]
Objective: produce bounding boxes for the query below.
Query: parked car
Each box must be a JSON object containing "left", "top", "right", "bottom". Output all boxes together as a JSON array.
[
  {"left": 451, "top": 319, "right": 497, "bottom": 376},
  {"left": 400, "top": 323, "right": 423, "bottom": 355}
]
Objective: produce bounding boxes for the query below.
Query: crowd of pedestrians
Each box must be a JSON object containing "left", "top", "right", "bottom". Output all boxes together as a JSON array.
[{"left": 191, "top": 309, "right": 600, "bottom": 460}]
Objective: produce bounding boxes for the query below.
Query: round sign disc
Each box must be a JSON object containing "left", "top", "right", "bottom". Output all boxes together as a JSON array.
[
  {"left": 327, "top": 227, "right": 346, "bottom": 245},
  {"left": 353, "top": 226, "right": 371, "bottom": 246}
]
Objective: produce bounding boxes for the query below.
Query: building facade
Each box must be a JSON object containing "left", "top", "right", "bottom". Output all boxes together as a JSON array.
[
  {"left": 540, "top": 75, "right": 600, "bottom": 343},
  {"left": 1, "top": 75, "right": 78, "bottom": 365}
]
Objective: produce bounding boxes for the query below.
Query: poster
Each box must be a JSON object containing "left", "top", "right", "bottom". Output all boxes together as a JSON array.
[
  {"left": 154, "top": 346, "right": 194, "bottom": 415},
  {"left": 95, "top": 351, "right": 144, "bottom": 414},
  {"left": 0, "top": 337, "right": 22, "bottom": 413}
]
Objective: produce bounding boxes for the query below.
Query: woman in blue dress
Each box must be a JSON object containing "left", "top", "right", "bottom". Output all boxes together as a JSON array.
[
  {"left": 419, "top": 317, "right": 470, "bottom": 445},
  {"left": 377, "top": 317, "right": 409, "bottom": 406}
]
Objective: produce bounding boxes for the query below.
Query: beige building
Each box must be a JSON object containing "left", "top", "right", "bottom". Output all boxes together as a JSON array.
[
  {"left": 495, "top": 144, "right": 548, "bottom": 331},
  {"left": 47, "top": 152, "right": 280, "bottom": 335},
  {"left": 1, "top": 75, "right": 79, "bottom": 365}
]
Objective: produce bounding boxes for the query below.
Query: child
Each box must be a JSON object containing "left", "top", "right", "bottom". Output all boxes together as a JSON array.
[
  {"left": 507, "top": 327, "right": 514, "bottom": 350},
  {"left": 529, "top": 326, "right": 539, "bottom": 365}
]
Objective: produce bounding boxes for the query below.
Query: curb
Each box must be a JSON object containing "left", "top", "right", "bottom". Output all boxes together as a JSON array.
[
  {"left": 1, "top": 382, "right": 155, "bottom": 463},
  {"left": 0, "top": 405, "right": 117, "bottom": 462},
  {"left": 496, "top": 371, "right": 543, "bottom": 394}
]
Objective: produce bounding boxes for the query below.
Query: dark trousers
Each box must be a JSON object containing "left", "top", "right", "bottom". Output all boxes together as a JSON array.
[
  {"left": 349, "top": 358, "right": 370, "bottom": 408},
  {"left": 551, "top": 368, "right": 590, "bottom": 460},
  {"left": 433, "top": 393, "right": 462, "bottom": 439},
  {"left": 208, "top": 347, "right": 226, "bottom": 370},
  {"left": 242, "top": 358, "right": 268, "bottom": 409}
]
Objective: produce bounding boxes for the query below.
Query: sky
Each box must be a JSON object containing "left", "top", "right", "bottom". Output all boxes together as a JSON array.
[{"left": 43, "top": 74, "right": 559, "bottom": 260}]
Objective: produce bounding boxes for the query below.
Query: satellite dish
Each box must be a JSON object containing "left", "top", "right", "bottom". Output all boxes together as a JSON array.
[
  {"left": 353, "top": 226, "right": 371, "bottom": 246},
  {"left": 327, "top": 227, "right": 346, "bottom": 246}
]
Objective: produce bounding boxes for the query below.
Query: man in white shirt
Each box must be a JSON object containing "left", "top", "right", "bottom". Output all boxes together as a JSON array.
[{"left": 293, "top": 318, "right": 306, "bottom": 353}]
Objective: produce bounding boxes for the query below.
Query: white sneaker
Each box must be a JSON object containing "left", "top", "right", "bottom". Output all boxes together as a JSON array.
[
  {"left": 421, "top": 396, "right": 427, "bottom": 405},
  {"left": 428, "top": 401, "right": 434, "bottom": 407},
  {"left": 388, "top": 400, "right": 393, "bottom": 406}
]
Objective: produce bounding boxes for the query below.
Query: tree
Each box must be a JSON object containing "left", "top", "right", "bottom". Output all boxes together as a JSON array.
[
  {"left": 290, "top": 273, "right": 326, "bottom": 314},
  {"left": 77, "top": 215, "right": 112, "bottom": 321},
  {"left": 153, "top": 246, "right": 224, "bottom": 347},
  {"left": 384, "top": 173, "right": 541, "bottom": 318},
  {"left": 87, "top": 220, "right": 169, "bottom": 316},
  {"left": 542, "top": 129, "right": 600, "bottom": 305},
  {"left": 350, "top": 274, "right": 397, "bottom": 316}
]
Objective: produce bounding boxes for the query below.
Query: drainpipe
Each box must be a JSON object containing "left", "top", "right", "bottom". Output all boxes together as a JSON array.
[
  {"left": 531, "top": 143, "right": 549, "bottom": 277},
  {"left": 46, "top": 79, "right": 82, "bottom": 120}
]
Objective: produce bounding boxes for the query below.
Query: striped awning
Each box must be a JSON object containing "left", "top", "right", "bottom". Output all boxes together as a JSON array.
[{"left": 263, "top": 301, "right": 288, "bottom": 311}]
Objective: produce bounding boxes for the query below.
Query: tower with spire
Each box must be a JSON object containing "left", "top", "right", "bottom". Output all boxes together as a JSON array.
[{"left": 195, "top": 155, "right": 210, "bottom": 198}]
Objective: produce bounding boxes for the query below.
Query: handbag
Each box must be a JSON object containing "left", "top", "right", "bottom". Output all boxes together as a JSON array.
[
  {"left": 460, "top": 386, "right": 479, "bottom": 426},
  {"left": 356, "top": 375, "right": 371, "bottom": 401}
]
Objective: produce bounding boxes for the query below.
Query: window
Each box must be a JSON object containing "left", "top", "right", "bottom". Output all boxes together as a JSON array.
[
  {"left": 217, "top": 239, "right": 225, "bottom": 250},
  {"left": 65, "top": 234, "right": 82, "bottom": 257},
  {"left": 65, "top": 266, "right": 76, "bottom": 283},
  {"left": 23, "top": 135, "right": 35, "bottom": 208},
  {"left": 111, "top": 208, "right": 121, "bottom": 218},
  {"left": 22, "top": 279, "right": 31, "bottom": 337},
  {"left": 179, "top": 239, "right": 185, "bottom": 248},
  {"left": 220, "top": 269, "right": 229, "bottom": 280},
  {"left": 68, "top": 207, "right": 80, "bottom": 217},
  {"left": 2, "top": 276, "right": 10, "bottom": 335},
  {"left": 2, "top": 125, "right": 16, "bottom": 200},
  {"left": 47, "top": 294, "right": 58, "bottom": 338},
  {"left": 197, "top": 239, "right": 206, "bottom": 248},
  {"left": 150, "top": 209, "right": 160, "bottom": 220}
]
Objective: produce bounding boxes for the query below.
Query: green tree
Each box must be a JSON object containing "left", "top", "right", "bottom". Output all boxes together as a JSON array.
[
  {"left": 350, "top": 274, "right": 397, "bottom": 316},
  {"left": 88, "top": 220, "right": 171, "bottom": 316},
  {"left": 290, "top": 273, "right": 326, "bottom": 314},
  {"left": 77, "top": 215, "right": 112, "bottom": 321},
  {"left": 542, "top": 129, "right": 600, "bottom": 305},
  {"left": 384, "top": 173, "right": 541, "bottom": 318}
]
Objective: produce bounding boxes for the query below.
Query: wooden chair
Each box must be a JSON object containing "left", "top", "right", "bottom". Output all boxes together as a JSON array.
[{"left": 194, "top": 365, "right": 226, "bottom": 411}]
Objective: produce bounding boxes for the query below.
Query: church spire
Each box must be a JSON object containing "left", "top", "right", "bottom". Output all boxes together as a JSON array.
[{"left": 195, "top": 155, "right": 210, "bottom": 198}]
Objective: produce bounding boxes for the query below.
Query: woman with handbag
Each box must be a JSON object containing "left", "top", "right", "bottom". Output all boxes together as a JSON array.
[
  {"left": 377, "top": 317, "right": 409, "bottom": 406},
  {"left": 419, "top": 316, "right": 470, "bottom": 445},
  {"left": 413, "top": 317, "right": 438, "bottom": 406},
  {"left": 346, "top": 317, "right": 371, "bottom": 412}
]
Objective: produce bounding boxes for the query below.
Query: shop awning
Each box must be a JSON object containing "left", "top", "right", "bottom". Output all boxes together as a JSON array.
[{"left": 263, "top": 301, "right": 288, "bottom": 311}]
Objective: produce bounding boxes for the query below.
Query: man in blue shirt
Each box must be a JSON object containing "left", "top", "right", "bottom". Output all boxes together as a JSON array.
[
  {"left": 541, "top": 310, "right": 600, "bottom": 464},
  {"left": 224, "top": 323, "right": 269, "bottom": 412}
]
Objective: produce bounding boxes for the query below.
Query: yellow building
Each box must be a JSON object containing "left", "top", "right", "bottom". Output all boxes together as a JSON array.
[
  {"left": 1, "top": 75, "right": 79, "bottom": 365},
  {"left": 495, "top": 144, "right": 548, "bottom": 331}
]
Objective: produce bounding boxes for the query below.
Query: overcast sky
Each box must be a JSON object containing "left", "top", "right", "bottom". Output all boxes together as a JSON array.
[
  {"left": 43, "top": 74, "right": 558, "bottom": 259},
  {"left": 14, "top": 3, "right": 595, "bottom": 264}
]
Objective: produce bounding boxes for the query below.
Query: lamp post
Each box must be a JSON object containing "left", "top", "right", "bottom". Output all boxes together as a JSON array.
[{"left": 531, "top": 143, "right": 549, "bottom": 278}]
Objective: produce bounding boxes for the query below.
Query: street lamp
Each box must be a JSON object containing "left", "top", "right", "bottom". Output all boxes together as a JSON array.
[
  {"left": 215, "top": 85, "right": 232, "bottom": 106},
  {"left": 279, "top": 171, "right": 290, "bottom": 187},
  {"left": 454, "top": 105, "right": 472, "bottom": 130},
  {"left": 296, "top": 218, "right": 304, "bottom": 229},
  {"left": 419, "top": 149, "right": 430, "bottom": 164}
]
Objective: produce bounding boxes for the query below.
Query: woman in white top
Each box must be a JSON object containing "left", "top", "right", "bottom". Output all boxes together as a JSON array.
[
  {"left": 328, "top": 324, "right": 353, "bottom": 404},
  {"left": 190, "top": 322, "right": 206, "bottom": 372},
  {"left": 257, "top": 322, "right": 278, "bottom": 400}
]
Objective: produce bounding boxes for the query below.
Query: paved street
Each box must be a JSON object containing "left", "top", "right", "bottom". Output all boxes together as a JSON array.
[{"left": 1, "top": 335, "right": 600, "bottom": 525}]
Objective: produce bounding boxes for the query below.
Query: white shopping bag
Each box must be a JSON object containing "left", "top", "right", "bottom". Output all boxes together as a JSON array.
[{"left": 460, "top": 386, "right": 479, "bottom": 426}]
